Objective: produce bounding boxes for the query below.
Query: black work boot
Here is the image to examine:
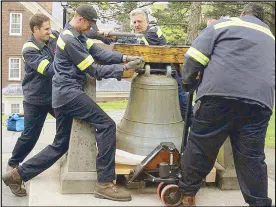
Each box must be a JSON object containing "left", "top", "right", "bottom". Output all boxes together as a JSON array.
[
  {"left": 2, "top": 168, "right": 27, "bottom": 197},
  {"left": 94, "top": 182, "right": 131, "bottom": 201}
]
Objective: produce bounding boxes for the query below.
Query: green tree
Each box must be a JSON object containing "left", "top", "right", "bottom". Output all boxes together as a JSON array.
[
  {"left": 203, "top": 2, "right": 275, "bottom": 35},
  {"left": 185, "top": 2, "right": 201, "bottom": 45},
  {"left": 151, "top": 2, "right": 191, "bottom": 45}
]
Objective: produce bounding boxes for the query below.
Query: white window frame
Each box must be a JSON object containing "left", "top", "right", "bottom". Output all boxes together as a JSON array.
[
  {"left": 9, "top": 13, "right": 22, "bottom": 36},
  {"left": 11, "top": 104, "right": 20, "bottom": 114},
  {"left": 8, "top": 57, "right": 21, "bottom": 81}
]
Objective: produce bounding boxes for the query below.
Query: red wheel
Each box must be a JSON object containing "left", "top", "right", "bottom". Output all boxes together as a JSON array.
[
  {"left": 157, "top": 182, "right": 166, "bottom": 198},
  {"left": 160, "top": 184, "right": 182, "bottom": 206}
]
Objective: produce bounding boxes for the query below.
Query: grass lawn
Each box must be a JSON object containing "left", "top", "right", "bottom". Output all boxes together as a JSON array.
[
  {"left": 265, "top": 108, "right": 275, "bottom": 148},
  {"left": 98, "top": 99, "right": 128, "bottom": 112},
  {"left": 2, "top": 102, "right": 275, "bottom": 148}
]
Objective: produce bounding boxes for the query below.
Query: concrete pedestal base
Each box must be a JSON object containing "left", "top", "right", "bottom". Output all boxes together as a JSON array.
[
  {"left": 215, "top": 162, "right": 240, "bottom": 190},
  {"left": 60, "top": 75, "right": 98, "bottom": 194},
  {"left": 60, "top": 161, "right": 97, "bottom": 194},
  {"left": 216, "top": 137, "right": 240, "bottom": 190}
]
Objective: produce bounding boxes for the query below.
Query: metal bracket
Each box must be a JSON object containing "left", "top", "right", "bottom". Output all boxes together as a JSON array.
[
  {"left": 166, "top": 65, "right": 172, "bottom": 77},
  {"left": 144, "top": 64, "right": 151, "bottom": 77}
]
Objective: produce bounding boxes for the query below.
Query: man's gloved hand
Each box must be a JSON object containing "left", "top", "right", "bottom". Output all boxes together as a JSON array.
[
  {"left": 124, "top": 58, "right": 145, "bottom": 71},
  {"left": 181, "top": 80, "right": 194, "bottom": 92},
  {"left": 122, "top": 55, "right": 143, "bottom": 63}
]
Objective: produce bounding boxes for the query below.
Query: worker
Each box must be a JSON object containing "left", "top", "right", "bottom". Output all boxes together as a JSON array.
[
  {"left": 4, "top": 13, "right": 59, "bottom": 197},
  {"left": 2, "top": 5, "right": 144, "bottom": 202},
  {"left": 179, "top": 3, "right": 275, "bottom": 206}
]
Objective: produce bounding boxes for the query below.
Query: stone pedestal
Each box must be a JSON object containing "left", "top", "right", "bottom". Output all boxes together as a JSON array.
[
  {"left": 216, "top": 137, "right": 240, "bottom": 190},
  {"left": 60, "top": 75, "right": 98, "bottom": 194}
]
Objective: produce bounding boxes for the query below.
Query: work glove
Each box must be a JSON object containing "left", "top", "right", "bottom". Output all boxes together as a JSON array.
[
  {"left": 124, "top": 58, "right": 145, "bottom": 71},
  {"left": 122, "top": 55, "right": 143, "bottom": 63}
]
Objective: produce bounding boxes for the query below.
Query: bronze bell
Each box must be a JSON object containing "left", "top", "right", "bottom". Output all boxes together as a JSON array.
[{"left": 116, "top": 65, "right": 184, "bottom": 156}]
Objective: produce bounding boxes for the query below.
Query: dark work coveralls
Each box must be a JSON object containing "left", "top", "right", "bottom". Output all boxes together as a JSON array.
[
  {"left": 179, "top": 16, "right": 275, "bottom": 206},
  {"left": 8, "top": 31, "right": 59, "bottom": 168},
  {"left": 17, "top": 23, "right": 125, "bottom": 183}
]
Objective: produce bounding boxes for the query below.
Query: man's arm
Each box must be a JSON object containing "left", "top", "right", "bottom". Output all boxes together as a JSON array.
[
  {"left": 62, "top": 36, "right": 124, "bottom": 80},
  {"left": 86, "top": 39, "right": 123, "bottom": 64},
  {"left": 22, "top": 44, "right": 55, "bottom": 77},
  {"left": 145, "top": 26, "right": 166, "bottom": 45},
  {"left": 181, "top": 26, "right": 215, "bottom": 90},
  {"left": 84, "top": 29, "right": 115, "bottom": 45}
]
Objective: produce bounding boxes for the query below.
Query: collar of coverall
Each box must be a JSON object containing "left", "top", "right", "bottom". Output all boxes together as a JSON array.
[
  {"left": 30, "top": 34, "right": 48, "bottom": 49},
  {"left": 65, "top": 23, "right": 83, "bottom": 37}
]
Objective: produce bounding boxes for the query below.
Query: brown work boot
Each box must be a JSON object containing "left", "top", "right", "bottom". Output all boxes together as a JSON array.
[
  {"left": 94, "top": 181, "right": 131, "bottom": 201},
  {"left": 2, "top": 168, "right": 27, "bottom": 197},
  {"left": 182, "top": 194, "right": 196, "bottom": 206},
  {"left": 6, "top": 164, "right": 18, "bottom": 172}
]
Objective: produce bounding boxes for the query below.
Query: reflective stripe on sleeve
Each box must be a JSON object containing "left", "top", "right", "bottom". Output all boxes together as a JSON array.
[
  {"left": 142, "top": 36, "right": 149, "bottom": 45},
  {"left": 63, "top": 30, "right": 74, "bottom": 36},
  {"left": 214, "top": 20, "right": 275, "bottom": 40},
  {"left": 37, "top": 59, "right": 50, "bottom": 74},
  {"left": 186, "top": 47, "right": 210, "bottom": 66},
  {"left": 86, "top": 39, "right": 94, "bottom": 50},
  {"left": 49, "top": 34, "right": 56, "bottom": 39},
  {"left": 77, "top": 55, "right": 94, "bottom": 71},
  {"left": 156, "top": 28, "right": 163, "bottom": 38},
  {"left": 22, "top": 42, "right": 39, "bottom": 52},
  {"left": 57, "top": 36, "right": 66, "bottom": 50}
]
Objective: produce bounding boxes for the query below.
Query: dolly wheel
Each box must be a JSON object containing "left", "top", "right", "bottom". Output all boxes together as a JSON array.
[
  {"left": 160, "top": 184, "right": 182, "bottom": 206},
  {"left": 157, "top": 182, "right": 166, "bottom": 198}
]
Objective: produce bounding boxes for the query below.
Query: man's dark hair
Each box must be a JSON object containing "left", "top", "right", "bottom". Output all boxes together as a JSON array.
[
  {"left": 242, "top": 3, "right": 264, "bottom": 21},
  {"left": 29, "top": 13, "right": 50, "bottom": 33}
]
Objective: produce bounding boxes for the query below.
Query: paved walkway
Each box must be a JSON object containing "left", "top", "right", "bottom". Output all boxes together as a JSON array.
[{"left": 1, "top": 110, "right": 275, "bottom": 206}]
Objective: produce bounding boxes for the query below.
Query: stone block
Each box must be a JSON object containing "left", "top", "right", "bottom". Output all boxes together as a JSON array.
[
  {"left": 216, "top": 137, "right": 240, "bottom": 190},
  {"left": 60, "top": 75, "right": 98, "bottom": 194}
]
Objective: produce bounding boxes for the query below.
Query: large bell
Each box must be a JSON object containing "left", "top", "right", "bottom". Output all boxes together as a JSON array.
[{"left": 116, "top": 65, "right": 184, "bottom": 156}]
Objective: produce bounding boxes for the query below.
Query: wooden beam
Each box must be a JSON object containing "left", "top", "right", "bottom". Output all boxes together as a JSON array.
[
  {"left": 113, "top": 44, "right": 189, "bottom": 64},
  {"left": 115, "top": 163, "right": 135, "bottom": 175}
]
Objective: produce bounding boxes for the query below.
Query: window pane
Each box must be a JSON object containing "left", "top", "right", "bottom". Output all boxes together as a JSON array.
[
  {"left": 15, "top": 15, "right": 20, "bottom": 23},
  {"left": 10, "top": 14, "right": 21, "bottom": 34},
  {"left": 10, "top": 69, "right": 19, "bottom": 78},
  {"left": 12, "top": 25, "right": 20, "bottom": 29},
  {"left": 11, "top": 104, "right": 20, "bottom": 113},
  {"left": 9, "top": 58, "right": 20, "bottom": 79},
  {"left": 11, "top": 28, "right": 19, "bottom": 33}
]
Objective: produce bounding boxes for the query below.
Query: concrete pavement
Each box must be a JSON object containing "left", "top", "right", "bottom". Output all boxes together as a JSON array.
[{"left": 1, "top": 110, "right": 275, "bottom": 206}]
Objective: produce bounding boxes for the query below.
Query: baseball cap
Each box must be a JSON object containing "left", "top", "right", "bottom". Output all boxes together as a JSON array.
[{"left": 76, "top": 4, "right": 99, "bottom": 31}]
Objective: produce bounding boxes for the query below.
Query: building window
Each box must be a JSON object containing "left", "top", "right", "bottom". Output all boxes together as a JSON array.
[
  {"left": 9, "top": 13, "right": 22, "bottom": 36},
  {"left": 9, "top": 58, "right": 21, "bottom": 80},
  {"left": 11, "top": 104, "right": 20, "bottom": 114}
]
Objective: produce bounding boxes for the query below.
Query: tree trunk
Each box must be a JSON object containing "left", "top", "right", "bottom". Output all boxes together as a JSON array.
[
  {"left": 271, "top": 5, "right": 275, "bottom": 35},
  {"left": 185, "top": 2, "right": 201, "bottom": 45}
]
